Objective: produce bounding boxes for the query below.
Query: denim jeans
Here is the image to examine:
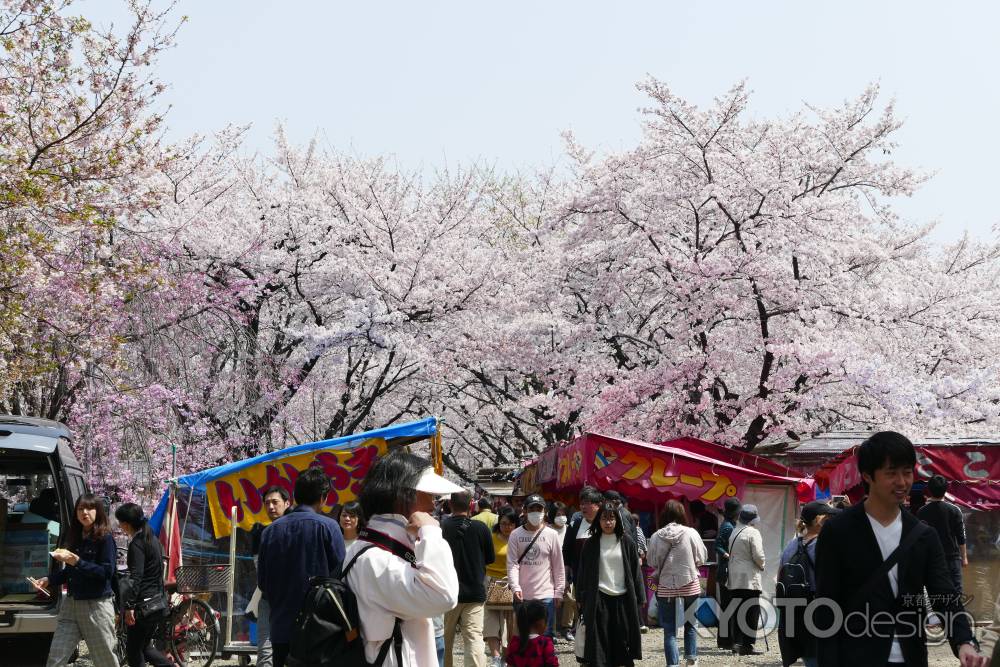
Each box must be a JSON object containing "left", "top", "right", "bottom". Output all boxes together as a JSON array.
[
  {"left": 802, "top": 658, "right": 818, "bottom": 667},
  {"left": 514, "top": 598, "right": 556, "bottom": 638},
  {"left": 436, "top": 634, "right": 445, "bottom": 667},
  {"left": 657, "top": 595, "right": 698, "bottom": 665},
  {"left": 257, "top": 598, "right": 273, "bottom": 667}
]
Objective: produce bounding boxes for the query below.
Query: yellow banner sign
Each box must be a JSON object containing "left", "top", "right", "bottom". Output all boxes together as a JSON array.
[{"left": 205, "top": 438, "right": 387, "bottom": 538}]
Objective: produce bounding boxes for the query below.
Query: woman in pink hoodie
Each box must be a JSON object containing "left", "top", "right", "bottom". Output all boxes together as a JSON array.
[{"left": 646, "top": 500, "right": 707, "bottom": 667}]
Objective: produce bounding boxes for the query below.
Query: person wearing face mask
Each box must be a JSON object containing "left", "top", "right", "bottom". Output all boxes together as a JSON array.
[
  {"left": 546, "top": 502, "right": 575, "bottom": 641},
  {"left": 546, "top": 502, "right": 569, "bottom": 546},
  {"left": 507, "top": 494, "right": 565, "bottom": 640},
  {"left": 345, "top": 450, "right": 461, "bottom": 667}
]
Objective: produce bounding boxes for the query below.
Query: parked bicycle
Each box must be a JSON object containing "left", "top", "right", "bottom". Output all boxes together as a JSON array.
[{"left": 114, "top": 561, "right": 224, "bottom": 667}]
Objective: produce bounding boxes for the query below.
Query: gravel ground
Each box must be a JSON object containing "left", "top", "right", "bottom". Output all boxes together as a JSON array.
[{"left": 70, "top": 625, "right": 984, "bottom": 667}]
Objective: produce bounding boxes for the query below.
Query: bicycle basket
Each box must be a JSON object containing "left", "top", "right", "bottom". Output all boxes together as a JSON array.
[{"left": 174, "top": 565, "right": 231, "bottom": 593}]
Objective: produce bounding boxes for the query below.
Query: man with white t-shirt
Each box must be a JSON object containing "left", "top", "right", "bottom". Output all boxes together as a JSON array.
[{"left": 814, "top": 431, "right": 988, "bottom": 667}]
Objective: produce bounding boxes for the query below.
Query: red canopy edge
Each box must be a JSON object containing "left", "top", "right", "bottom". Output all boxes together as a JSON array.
[
  {"left": 539, "top": 432, "right": 811, "bottom": 509},
  {"left": 813, "top": 443, "right": 1000, "bottom": 511}
]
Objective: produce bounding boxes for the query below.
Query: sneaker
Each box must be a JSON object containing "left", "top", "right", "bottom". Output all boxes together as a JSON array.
[
  {"left": 639, "top": 625, "right": 649, "bottom": 634},
  {"left": 564, "top": 629, "right": 575, "bottom": 642}
]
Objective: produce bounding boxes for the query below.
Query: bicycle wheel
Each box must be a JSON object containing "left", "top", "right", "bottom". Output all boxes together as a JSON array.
[
  {"left": 114, "top": 613, "right": 129, "bottom": 665},
  {"left": 167, "top": 597, "right": 221, "bottom": 667}
]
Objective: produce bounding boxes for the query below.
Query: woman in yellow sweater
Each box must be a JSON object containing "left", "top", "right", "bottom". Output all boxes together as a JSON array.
[{"left": 484, "top": 506, "right": 518, "bottom": 667}]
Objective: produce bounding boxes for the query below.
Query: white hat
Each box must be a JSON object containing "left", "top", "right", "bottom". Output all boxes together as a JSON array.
[{"left": 414, "top": 468, "right": 465, "bottom": 495}]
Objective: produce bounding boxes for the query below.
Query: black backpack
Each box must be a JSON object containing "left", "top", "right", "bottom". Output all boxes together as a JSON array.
[
  {"left": 776, "top": 537, "right": 815, "bottom": 599},
  {"left": 287, "top": 535, "right": 410, "bottom": 667}
]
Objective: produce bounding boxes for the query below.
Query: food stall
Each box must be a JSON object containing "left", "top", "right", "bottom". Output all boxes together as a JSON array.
[{"left": 148, "top": 417, "right": 443, "bottom": 664}]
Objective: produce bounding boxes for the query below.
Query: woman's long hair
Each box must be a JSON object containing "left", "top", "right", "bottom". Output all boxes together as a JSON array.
[
  {"left": 515, "top": 600, "right": 547, "bottom": 654},
  {"left": 588, "top": 501, "right": 624, "bottom": 540},
  {"left": 114, "top": 503, "right": 156, "bottom": 552},
  {"left": 67, "top": 493, "right": 110, "bottom": 549}
]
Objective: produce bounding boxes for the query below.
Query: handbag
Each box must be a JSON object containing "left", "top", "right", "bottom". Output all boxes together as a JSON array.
[
  {"left": 486, "top": 577, "right": 514, "bottom": 605},
  {"left": 694, "top": 596, "right": 719, "bottom": 627},
  {"left": 574, "top": 616, "right": 586, "bottom": 660},
  {"left": 246, "top": 586, "right": 262, "bottom": 621},
  {"left": 136, "top": 591, "right": 168, "bottom": 618}
]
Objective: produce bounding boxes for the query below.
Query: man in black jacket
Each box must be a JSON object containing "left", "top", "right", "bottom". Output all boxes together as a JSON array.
[
  {"left": 442, "top": 489, "right": 495, "bottom": 667},
  {"left": 917, "top": 475, "right": 968, "bottom": 594},
  {"left": 814, "top": 432, "right": 988, "bottom": 667}
]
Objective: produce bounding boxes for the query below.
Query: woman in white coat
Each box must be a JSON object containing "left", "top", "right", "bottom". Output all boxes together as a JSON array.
[
  {"left": 345, "top": 451, "right": 462, "bottom": 667},
  {"left": 726, "top": 504, "right": 766, "bottom": 656}
]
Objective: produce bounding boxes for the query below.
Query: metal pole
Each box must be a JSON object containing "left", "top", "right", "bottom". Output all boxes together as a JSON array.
[{"left": 226, "top": 506, "right": 237, "bottom": 650}]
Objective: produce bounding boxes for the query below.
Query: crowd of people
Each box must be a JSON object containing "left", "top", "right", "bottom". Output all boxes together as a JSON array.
[{"left": 34, "top": 431, "right": 994, "bottom": 667}]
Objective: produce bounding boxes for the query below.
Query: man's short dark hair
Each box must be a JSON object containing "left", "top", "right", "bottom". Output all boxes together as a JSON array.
[
  {"left": 359, "top": 450, "right": 432, "bottom": 518},
  {"left": 579, "top": 486, "right": 602, "bottom": 505},
  {"left": 294, "top": 467, "right": 331, "bottom": 506},
  {"left": 927, "top": 474, "right": 948, "bottom": 498},
  {"left": 451, "top": 490, "right": 472, "bottom": 512},
  {"left": 263, "top": 486, "right": 290, "bottom": 503},
  {"left": 478, "top": 498, "right": 492, "bottom": 511},
  {"left": 857, "top": 431, "right": 916, "bottom": 488}
]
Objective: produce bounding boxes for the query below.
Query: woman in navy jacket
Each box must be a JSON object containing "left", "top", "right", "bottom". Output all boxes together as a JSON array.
[{"left": 40, "top": 493, "right": 120, "bottom": 667}]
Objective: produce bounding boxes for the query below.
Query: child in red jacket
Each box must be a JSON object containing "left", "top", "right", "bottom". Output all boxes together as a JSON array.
[{"left": 506, "top": 601, "right": 559, "bottom": 667}]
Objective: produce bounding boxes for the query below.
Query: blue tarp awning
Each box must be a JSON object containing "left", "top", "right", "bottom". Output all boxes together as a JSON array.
[{"left": 150, "top": 417, "right": 438, "bottom": 534}]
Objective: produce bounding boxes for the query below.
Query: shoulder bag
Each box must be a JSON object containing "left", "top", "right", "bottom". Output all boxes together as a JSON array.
[{"left": 846, "top": 521, "right": 927, "bottom": 611}]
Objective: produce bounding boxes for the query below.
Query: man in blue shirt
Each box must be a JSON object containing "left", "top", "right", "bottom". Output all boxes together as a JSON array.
[{"left": 258, "top": 467, "right": 345, "bottom": 667}]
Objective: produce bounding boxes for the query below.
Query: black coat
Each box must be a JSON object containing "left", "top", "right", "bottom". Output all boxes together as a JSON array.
[
  {"left": 576, "top": 531, "right": 644, "bottom": 665},
  {"left": 814, "top": 502, "right": 975, "bottom": 667},
  {"left": 562, "top": 516, "right": 585, "bottom": 583},
  {"left": 124, "top": 533, "right": 165, "bottom": 610}
]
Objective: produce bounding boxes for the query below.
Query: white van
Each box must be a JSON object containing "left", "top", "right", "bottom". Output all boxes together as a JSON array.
[{"left": 0, "top": 416, "right": 88, "bottom": 657}]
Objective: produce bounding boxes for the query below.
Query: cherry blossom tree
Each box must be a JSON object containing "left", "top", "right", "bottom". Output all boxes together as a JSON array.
[
  {"left": 553, "top": 79, "right": 1000, "bottom": 451},
  {"left": 131, "top": 130, "right": 510, "bottom": 471},
  {"left": 0, "top": 0, "right": 189, "bottom": 495},
  {"left": 5, "top": 0, "right": 997, "bottom": 497}
]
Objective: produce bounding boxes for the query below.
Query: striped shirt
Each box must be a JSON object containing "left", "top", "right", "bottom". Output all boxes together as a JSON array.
[{"left": 656, "top": 578, "right": 701, "bottom": 598}]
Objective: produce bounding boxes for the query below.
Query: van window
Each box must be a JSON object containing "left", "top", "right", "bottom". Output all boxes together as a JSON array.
[{"left": 0, "top": 455, "right": 61, "bottom": 603}]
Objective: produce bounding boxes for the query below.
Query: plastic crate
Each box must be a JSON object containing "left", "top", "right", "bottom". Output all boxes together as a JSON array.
[{"left": 174, "top": 564, "right": 231, "bottom": 593}]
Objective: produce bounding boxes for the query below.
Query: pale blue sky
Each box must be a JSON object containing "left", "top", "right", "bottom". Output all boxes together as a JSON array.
[{"left": 84, "top": 1, "right": 999, "bottom": 242}]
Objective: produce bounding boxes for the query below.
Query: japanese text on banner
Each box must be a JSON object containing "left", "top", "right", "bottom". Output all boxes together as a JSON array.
[{"left": 205, "top": 438, "right": 387, "bottom": 537}]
